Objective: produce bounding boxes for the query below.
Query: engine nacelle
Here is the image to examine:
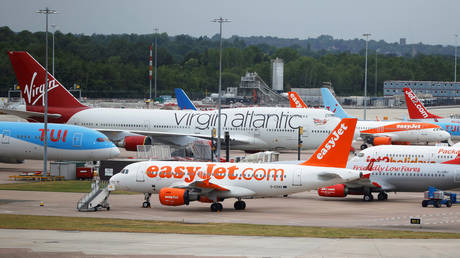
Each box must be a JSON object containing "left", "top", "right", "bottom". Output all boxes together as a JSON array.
[
  {"left": 373, "top": 136, "right": 392, "bottom": 146},
  {"left": 318, "top": 184, "right": 347, "bottom": 197},
  {"left": 159, "top": 188, "right": 190, "bottom": 206},
  {"left": 123, "top": 136, "right": 152, "bottom": 151}
]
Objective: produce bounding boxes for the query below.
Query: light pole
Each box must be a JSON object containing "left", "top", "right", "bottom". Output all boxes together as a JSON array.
[
  {"left": 455, "top": 34, "right": 458, "bottom": 82},
  {"left": 363, "top": 33, "right": 371, "bottom": 120},
  {"left": 154, "top": 28, "right": 158, "bottom": 100},
  {"left": 375, "top": 49, "right": 379, "bottom": 97},
  {"left": 212, "top": 17, "right": 231, "bottom": 161},
  {"left": 37, "top": 7, "right": 57, "bottom": 177},
  {"left": 51, "top": 24, "right": 56, "bottom": 76}
]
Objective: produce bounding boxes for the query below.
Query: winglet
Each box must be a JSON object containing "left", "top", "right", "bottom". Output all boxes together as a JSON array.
[
  {"left": 8, "top": 51, "right": 87, "bottom": 109},
  {"left": 403, "top": 87, "right": 442, "bottom": 119},
  {"left": 288, "top": 91, "right": 308, "bottom": 108},
  {"left": 301, "top": 118, "right": 357, "bottom": 168},
  {"left": 320, "top": 88, "right": 354, "bottom": 119},
  {"left": 175, "top": 88, "right": 197, "bottom": 110}
]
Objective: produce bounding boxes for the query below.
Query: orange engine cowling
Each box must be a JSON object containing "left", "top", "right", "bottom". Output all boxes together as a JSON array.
[
  {"left": 159, "top": 188, "right": 190, "bottom": 206},
  {"left": 123, "top": 136, "right": 152, "bottom": 151},
  {"left": 373, "top": 136, "right": 392, "bottom": 146},
  {"left": 318, "top": 184, "right": 347, "bottom": 197}
]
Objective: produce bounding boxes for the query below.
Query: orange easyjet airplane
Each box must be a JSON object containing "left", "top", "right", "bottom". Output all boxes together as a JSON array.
[
  {"left": 289, "top": 88, "right": 451, "bottom": 149},
  {"left": 109, "top": 118, "right": 367, "bottom": 212}
]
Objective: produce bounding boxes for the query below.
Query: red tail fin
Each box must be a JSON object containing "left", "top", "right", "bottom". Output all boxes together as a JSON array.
[
  {"left": 8, "top": 51, "right": 87, "bottom": 109},
  {"left": 301, "top": 118, "right": 357, "bottom": 168},
  {"left": 403, "top": 87, "right": 442, "bottom": 119},
  {"left": 288, "top": 91, "right": 308, "bottom": 108}
]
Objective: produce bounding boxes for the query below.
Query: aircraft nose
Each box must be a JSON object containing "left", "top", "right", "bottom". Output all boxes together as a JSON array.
[{"left": 441, "top": 130, "right": 451, "bottom": 140}]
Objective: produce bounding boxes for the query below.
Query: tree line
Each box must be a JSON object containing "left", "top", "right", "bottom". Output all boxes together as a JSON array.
[{"left": 0, "top": 26, "right": 457, "bottom": 99}]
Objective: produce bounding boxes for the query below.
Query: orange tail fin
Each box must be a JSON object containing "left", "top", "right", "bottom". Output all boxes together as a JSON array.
[
  {"left": 301, "top": 118, "right": 357, "bottom": 168},
  {"left": 8, "top": 51, "right": 86, "bottom": 109},
  {"left": 403, "top": 87, "right": 442, "bottom": 119},
  {"left": 288, "top": 91, "right": 308, "bottom": 108}
]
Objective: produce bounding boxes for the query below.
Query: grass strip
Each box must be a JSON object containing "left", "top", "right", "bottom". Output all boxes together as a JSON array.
[
  {"left": 0, "top": 181, "right": 134, "bottom": 194},
  {"left": 0, "top": 214, "right": 459, "bottom": 239}
]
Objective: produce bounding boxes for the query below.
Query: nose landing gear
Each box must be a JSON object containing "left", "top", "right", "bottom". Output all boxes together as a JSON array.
[{"left": 142, "top": 193, "right": 151, "bottom": 208}]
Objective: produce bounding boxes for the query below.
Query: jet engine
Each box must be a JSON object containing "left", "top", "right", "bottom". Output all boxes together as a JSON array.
[
  {"left": 318, "top": 184, "right": 348, "bottom": 197},
  {"left": 123, "top": 136, "right": 152, "bottom": 151},
  {"left": 373, "top": 136, "right": 392, "bottom": 146},
  {"left": 159, "top": 188, "right": 190, "bottom": 206}
]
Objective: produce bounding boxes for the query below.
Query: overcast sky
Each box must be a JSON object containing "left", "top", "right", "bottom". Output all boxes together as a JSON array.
[{"left": 1, "top": 0, "right": 459, "bottom": 46}]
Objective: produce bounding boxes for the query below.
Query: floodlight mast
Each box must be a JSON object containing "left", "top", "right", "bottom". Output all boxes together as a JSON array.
[
  {"left": 211, "top": 17, "right": 231, "bottom": 161},
  {"left": 363, "top": 33, "right": 371, "bottom": 120},
  {"left": 36, "top": 7, "right": 57, "bottom": 177}
]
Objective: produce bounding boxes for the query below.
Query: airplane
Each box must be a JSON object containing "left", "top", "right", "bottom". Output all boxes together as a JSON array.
[
  {"left": 348, "top": 144, "right": 460, "bottom": 164},
  {"left": 317, "top": 155, "right": 460, "bottom": 202},
  {"left": 175, "top": 88, "right": 197, "bottom": 110},
  {"left": 288, "top": 91, "right": 308, "bottom": 108},
  {"left": 6, "top": 51, "right": 346, "bottom": 152},
  {"left": 318, "top": 87, "right": 451, "bottom": 149},
  {"left": 109, "top": 118, "right": 368, "bottom": 211},
  {"left": 403, "top": 87, "right": 460, "bottom": 140},
  {"left": 288, "top": 88, "right": 451, "bottom": 149},
  {"left": 0, "top": 121, "right": 120, "bottom": 163}
]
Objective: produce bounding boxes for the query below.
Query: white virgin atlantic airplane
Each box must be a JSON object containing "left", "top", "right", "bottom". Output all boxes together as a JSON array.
[
  {"left": 6, "top": 51, "right": 345, "bottom": 152},
  {"left": 109, "top": 118, "right": 367, "bottom": 211}
]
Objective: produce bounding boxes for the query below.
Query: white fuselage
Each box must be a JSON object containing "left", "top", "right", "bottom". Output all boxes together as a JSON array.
[
  {"left": 109, "top": 161, "right": 361, "bottom": 199},
  {"left": 348, "top": 160, "right": 460, "bottom": 192},
  {"left": 350, "top": 145, "right": 460, "bottom": 164},
  {"left": 356, "top": 120, "right": 450, "bottom": 143},
  {"left": 67, "top": 107, "right": 342, "bottom": 151}
]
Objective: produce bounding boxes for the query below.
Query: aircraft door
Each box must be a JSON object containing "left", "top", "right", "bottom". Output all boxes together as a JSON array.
[
  {"left": 1, "top": 130, "right": 10, "bottom": 144},
  {"left": 455, "top": 169, "right": 460, "bottom": 183},
  {"left": 136, "top": 167, "right": 145, "bottom": 182},
  {"left": 72, "top": 133, "right": 82, "bottom": 147},
  {"left": 292, "top": 170, "right": 302, "bottom": 186}
]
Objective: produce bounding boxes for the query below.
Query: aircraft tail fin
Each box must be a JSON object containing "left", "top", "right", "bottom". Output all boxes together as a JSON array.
[
  {"left": 321, "top": 88, "right": 353, "bottom": 119},
  {"left": 403, "top": 87, "right": 442, "bottom": 119},
  {"left": 8, "top": 51, "right": 87, "bottom": 109},
  {"left": 301, "top": 118, "right": 357, "bottom": 168},
  {"left": 288, "top": 91, "right": 308, "bottom": 108},
  {"left": 175, "top": 88, "right": 197, "bottom": 110}
]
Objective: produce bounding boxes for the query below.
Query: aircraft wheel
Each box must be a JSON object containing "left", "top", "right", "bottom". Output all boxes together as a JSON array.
[
  {"left": 142, "top": 201, "right": 151, "bottom": 208},
  {"left": 422, "top": 200, "right": 428, "bottom": 207},
  {"left": 360, "top": 144, "right": 368, "bottom": 150},
  {"left": 363, "top": 194, "right": 373, "bottom": 202},
  {"left": 234, "top": 200, "right": 246, "bottom": 210},
  {"left": 106, "top": 206, "right": 110, "bottom": 211},
  {"left": 211, "top": 203, "right": 223, "bottom": 212},
  {"left": 378, "top": 192, "right": 388, "bottom": 201}
]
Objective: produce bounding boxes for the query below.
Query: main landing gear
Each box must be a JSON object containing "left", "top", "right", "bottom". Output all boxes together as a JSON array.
[
  {"left": 142, "top": 193, "right": 151, "bottom": 208},
  {"left": 363, "top": 192, "right": 388, "bottom": 201},
  {"left": 234, "top": 200, "right": 246, "bottom": 210},
  {"left": 360, "top": 144, "right": 368, "bottom": 150},
  {"left": 377, "top": 192, "right": 388, "bottom": 201},
  {"left": 210, "top": 202, "right": 223, "bottom": 212}
]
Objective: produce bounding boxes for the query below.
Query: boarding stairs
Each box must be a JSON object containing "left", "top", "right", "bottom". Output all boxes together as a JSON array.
[{"left": 77, "top": 178, "right": 111, "bottom": 211}]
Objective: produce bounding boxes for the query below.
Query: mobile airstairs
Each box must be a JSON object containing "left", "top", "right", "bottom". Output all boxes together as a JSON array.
[{"left": 77, "top": 178, "right": 112, "bottom": 211}]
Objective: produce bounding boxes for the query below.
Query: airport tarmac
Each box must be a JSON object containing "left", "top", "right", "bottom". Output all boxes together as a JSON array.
[{"left": 1, "top": 229, "right": 460, "bottom": 258}]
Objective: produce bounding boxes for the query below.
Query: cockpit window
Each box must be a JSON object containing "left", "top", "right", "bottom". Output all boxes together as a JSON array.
[
  {"left": 96, "top": 137, "right": 110, "bottom": 142},
  {"left": 358, "top": 153, "right": 364, "bottom": 157},
  {"left": 120, "top": 169, "right": 129, "bottom": 174}
]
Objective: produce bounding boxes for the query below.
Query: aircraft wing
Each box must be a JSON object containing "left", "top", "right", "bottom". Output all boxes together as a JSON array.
[
  {"left": 97, "top": 128, "right": 254, "bottom": 145},
  {"left": 317, "top": 169, "right": 371, "bottom": 183},
  {"left": 169, "top": 178, "right": 256, "bottom": 198},
  {"left": 360, "top": 132, "right": 398, "bottom": 142},
  {"left": 345, "top": 178, "right": 396, "bottom": 191},
  {"left": 0, "top": 108, "right": 62, "bottom": 121}
]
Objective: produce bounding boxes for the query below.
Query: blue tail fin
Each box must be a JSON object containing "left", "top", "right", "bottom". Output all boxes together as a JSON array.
[
  {"left": 175, "top": 88, "right": 197, "bottom": 110},
  {"left": 321, "top": 88, "right": 353, "bottom": 119}
]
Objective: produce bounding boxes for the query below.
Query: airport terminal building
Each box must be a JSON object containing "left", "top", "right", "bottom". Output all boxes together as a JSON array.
[{"left": 384, "top": 80, "right": 460, "bottom": 97}]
